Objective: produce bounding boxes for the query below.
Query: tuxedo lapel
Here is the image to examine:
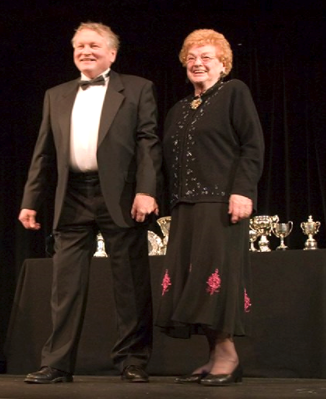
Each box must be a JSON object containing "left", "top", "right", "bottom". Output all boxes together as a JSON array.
[
  {"left": 97, "top": 71, "right": 124, "bottom": 148},
  {"left": 57, "top": 80, "right": 79, "bottom": 160},
  {"left": 54, "top": 73, "right": 124, "bottom": 153}
]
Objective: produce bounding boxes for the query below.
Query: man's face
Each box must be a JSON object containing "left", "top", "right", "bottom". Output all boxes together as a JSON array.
[{"left": 73, "top": 29, "right": 117, "bottom": 79}]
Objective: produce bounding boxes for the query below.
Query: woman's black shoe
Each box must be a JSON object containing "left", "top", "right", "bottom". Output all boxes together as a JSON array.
[
  {"left": 200, "top": 364, "right": 242, "bottom": 386},
  {"left": 175, "top": 371, "right": 209, "bottom": 384}
]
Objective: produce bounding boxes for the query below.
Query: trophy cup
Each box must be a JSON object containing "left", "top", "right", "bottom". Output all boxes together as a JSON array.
[
  {"left": 250, "top": 215, "right": 279, "bottom": 252},
  {"left": 272, "top": 221, "right": 293, "bottom": 250},
  {"left": 93, "top": 232, "right": 108, "bottom": 257},
  {"left": 249, "top": 229, "right": 259, "bottom": 252},
  {"left": 147, "top": 231, "right": 164, "bottom": 255},
  {"left": 301, "top": 215, "right": 321, "bottom": 250},
  {"left": 157, "top": 216, "right": 172, "bottom": 255}
]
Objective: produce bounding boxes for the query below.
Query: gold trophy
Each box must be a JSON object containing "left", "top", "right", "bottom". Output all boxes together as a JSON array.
[
  {"left": 272, "top": 221, "right": 293, "bottom": 250},
  {"left": 301, "top": 215, "right": 321, "bottom": 250},
  {"left": 93, "top": 232, "right": 108, "bottom": 257},
  {"left": 250, "top": 215, "right": 279, "bottom": 252},
  {"left": 249, "top": 229, "right": 259, "bottom": 252}
]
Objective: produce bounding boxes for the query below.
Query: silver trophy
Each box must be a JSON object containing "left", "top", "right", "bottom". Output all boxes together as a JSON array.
[
  {"left": 250, "top": 215, "right": 279, "bottom": 252},
  {"left": 93, "top": 232, "right": 108, "bottom": 257},
  {"left": 301, "top": 215, "right": 321, "bottom": 250},
  {"left": 157, "top": 216, "right": 171, "bottom": 255},
  {"left": 249, "top": 229, "right": 259, "bottom": 252},
  {"left": 147, "top": 230, "right": 165, "bottom": 255},
  {"left": 272, "top": 221, "right": 293, "bottom": 250}
]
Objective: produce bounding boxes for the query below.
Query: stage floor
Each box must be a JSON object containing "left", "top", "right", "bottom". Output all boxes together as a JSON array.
[{"left": 1, "top": 375, "right": 326, "bottom": 399}]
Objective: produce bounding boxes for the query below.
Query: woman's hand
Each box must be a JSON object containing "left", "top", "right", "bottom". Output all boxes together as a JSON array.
[{"left": 228, "top": 194, "right": 253, "bottom": 224}]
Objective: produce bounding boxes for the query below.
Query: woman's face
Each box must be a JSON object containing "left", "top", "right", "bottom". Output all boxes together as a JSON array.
[{"left": 186, "top": 44, "right": 225, "bottom": 91}]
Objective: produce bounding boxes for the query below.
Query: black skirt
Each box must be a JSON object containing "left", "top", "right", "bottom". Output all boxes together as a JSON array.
[{"left": 155, "top": 202, "right": 252, "bottom": 338}]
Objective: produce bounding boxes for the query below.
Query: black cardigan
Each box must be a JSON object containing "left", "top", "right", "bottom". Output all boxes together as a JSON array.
[{"left": 163, "top": 79, "right": 265, "bottom": 210}]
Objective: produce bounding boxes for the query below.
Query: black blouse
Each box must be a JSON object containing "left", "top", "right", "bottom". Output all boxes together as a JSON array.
[{"left": 163, "top": 79, "right": 265, "bottom": 210}]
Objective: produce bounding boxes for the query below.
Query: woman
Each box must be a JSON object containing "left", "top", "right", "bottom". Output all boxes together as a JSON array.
[{"left": 155, "top": 29, "right": 264, "bottom": 386}]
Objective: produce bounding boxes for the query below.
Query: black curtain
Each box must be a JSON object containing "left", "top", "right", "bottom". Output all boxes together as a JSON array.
[{"left": 1, "top": 0, "right": 325, "bottom": 367}]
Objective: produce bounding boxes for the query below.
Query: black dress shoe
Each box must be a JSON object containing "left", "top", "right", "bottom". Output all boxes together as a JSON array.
[
  {"left": 200, "top": 364, "right": 243, "bottom": 386},
  {"left": 121, "top": 365, "right": 149, "bottom": 382},
  {"left": 175, "top": 372, "right": 209, "bottom": 384},
  {"left": 24, "top": 366, "right": 73, "bottom": 384}
]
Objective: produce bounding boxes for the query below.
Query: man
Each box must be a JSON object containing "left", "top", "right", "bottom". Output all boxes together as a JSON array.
[{"left": 18, "top": 22, "right": 162, "bottom": 384}]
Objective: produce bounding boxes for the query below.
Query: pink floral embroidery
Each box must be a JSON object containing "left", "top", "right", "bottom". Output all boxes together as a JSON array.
[
  {"left": 161, "top": 269, "right": 172, "bottom": 296},
  {"left": 244, "top": 289, "right": 251, "bottom": 313},
  {"left": 206, "top": 269, "right": 221, "bottom": 295}
]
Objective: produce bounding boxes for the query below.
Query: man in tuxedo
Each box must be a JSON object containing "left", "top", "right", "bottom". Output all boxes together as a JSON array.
[{"left": 18, "top": 22, "right": 162, "bottom": 384}]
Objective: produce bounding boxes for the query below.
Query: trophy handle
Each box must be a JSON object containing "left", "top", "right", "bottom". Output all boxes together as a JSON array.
[{"left": 271, "top": 223, "right": 278, "bottom": 235}]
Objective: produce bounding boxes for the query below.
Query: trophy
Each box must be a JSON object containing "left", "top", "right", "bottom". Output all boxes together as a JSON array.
[
  {"left": 147, "top": 231, "right": 164, "bottom": 255},
  {"left": 157, "top": 216, "right": 172, "bottom": 255},
  {"left": 301, "top": 215, "right": 321, "bottom": 250},
  {"left": 147, "top": 216, "right": 172, "bottom": 256},
  {"left": 250, "top": 215, "right": 279, "bottom": 252},
  {"left": 249, "top": 229, "right": 259, "bottom": 252},
  {"left": 272, "top": 221, "right": 293, "bottom": 250},
  {"left": 93, "top": 232, "right": 108, "bottom": 257}
]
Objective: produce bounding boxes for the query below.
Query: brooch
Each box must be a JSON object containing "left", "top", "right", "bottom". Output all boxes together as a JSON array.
[{"left": 190, "top": 96, "right": 202, "bottom": 110}]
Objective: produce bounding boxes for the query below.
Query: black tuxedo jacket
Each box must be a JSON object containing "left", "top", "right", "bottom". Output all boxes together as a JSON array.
[{"left": 21, "top": 70, "right": 162, "bottom": 228}]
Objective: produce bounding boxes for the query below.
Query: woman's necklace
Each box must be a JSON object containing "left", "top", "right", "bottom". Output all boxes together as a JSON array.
[
  {"left": 190, "top": 90, "right": 206, "bottom": 110},
  {"left": 190, "top": 79, "right": 224, "bottom": 110},
  {"left": 190, "top": 94, "right": 203, "bottom": 110},
  {"left": 190, "top": 86, "right": 207, "bottom": 109}
]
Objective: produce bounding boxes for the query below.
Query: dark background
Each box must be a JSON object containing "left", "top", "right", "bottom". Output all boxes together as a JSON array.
[{"left": 1, "top": 0, "right": 325, "bottom": 370}]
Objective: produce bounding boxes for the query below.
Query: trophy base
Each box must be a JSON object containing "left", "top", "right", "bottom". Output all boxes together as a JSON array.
[
  {"left": 303, "top": 244, "right": 318, "bottom": 250},
  {"left": 249, "top": 243, "right": 258, "bottom": 252},
  {"left": 258, "top": 235, "right": 271, "bottom": 252},
  {"left": 276, "top": 246, "right": 288, "bottom": 251},
  {"left": 93, "top": 252, "right": 109, "bottom": 257},
  {"left": 259, "top": 247, "right": 271, "bottom": 252},
  {"left": 303, "top": 238, "right": 318, "bottom": 250}
]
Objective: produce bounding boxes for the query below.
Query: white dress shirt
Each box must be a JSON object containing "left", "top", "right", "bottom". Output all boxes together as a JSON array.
[{"left": 69, "top": 69, "right": 110, "bottom": 172}]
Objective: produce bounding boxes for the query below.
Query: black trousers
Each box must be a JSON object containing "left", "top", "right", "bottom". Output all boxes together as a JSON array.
[{"left": 41, "top": 172, "right": 153, "bottom": 373}]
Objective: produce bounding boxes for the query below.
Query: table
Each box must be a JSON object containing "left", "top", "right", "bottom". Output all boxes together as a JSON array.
[{"left": 5, "top": 251, "right": 326, "bottom": 377}]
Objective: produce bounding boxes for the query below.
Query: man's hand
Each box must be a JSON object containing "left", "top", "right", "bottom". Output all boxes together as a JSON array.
[
  {"left": 228, "top": 194, "right": 253, "bottom": 224},
  {"left": 131, "top": 194, "right": 159, "bottom": 223},
  {"left": 18, "top": 209, "right": 41, "bottom": 230}
]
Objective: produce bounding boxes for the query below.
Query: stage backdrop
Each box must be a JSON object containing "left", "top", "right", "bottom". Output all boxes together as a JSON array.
[{"left": 1, "top": 0, "right": 325, "bottom": 368}]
